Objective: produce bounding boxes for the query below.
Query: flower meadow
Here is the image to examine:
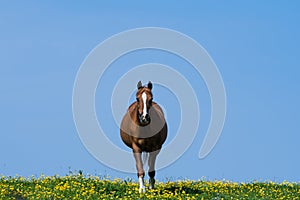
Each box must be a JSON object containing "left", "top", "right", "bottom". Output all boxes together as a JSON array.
[{"left": 0, "top": 173, "right": 299, "bottom": 200}]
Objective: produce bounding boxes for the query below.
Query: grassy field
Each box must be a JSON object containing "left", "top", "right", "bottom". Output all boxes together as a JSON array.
[{"left": 0, "top": 173, "right": 299, "bottom": 199}]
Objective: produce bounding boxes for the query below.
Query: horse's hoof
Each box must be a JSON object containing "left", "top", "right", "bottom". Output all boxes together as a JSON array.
[
  {"left": 148, "top": 185, "right": 154, "bottom": 190},
  {"left": 148, "top": 178, "right": 155, "bottom": 190},
  {"left": 139, "top": 186, "right": 146, "bottom": 193}
]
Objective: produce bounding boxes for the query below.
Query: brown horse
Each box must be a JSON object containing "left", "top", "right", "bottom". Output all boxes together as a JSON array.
[{"left": 120, "top": 81, "right": 167, "bottom": 193}]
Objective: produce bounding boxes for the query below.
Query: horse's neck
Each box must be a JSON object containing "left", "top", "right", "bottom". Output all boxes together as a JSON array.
[{"left": 152, "top": 103, "right": 165, "bottom": 120}]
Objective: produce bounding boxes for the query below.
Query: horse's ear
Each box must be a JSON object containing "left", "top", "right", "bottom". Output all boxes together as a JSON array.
[
  {"left": 137, "top": 81, "right": 142, "bottom": 89},
  {"left": 147, "top": 81, "right": 153, "bottom": 90}
]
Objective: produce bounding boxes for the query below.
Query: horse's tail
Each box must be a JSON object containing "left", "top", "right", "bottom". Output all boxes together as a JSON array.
[{"left": 142, "top": 152, "right": 149, "bottom": 170}]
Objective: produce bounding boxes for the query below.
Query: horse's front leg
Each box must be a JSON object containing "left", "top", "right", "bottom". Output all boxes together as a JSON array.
[
  {"left": 133, "top": 145, "right": 145, "bottom": 193},
  {"left": 148, "top": 150, "right": 160, "bottom": 190}
]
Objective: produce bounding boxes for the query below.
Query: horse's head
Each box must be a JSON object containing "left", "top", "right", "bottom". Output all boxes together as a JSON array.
[{"left": 136, "top": 81, "right": 153, "bottom": 126}]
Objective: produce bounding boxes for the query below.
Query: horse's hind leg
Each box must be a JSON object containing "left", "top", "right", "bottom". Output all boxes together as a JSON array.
[{"left": 148, "top": 150, "right": 160, "bottom": 189}]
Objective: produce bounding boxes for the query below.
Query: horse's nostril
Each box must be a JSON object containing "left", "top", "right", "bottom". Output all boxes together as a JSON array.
[{"left": 145, "top": 114, "right": 150, "bottom": 120}]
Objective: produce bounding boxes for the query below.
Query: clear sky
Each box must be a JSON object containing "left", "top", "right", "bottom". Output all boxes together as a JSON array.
[{"left": 1, "top": 1, "right": 299, "bottom": 182}]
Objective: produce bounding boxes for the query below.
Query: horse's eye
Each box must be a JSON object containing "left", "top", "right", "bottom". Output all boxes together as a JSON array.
[{"left": 136, "top": 98, "right": 139, "bottom": 102}]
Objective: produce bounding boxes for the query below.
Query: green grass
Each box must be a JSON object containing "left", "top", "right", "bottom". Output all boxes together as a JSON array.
[{"left": 0, "top": 173, "right": 299, "bottom": 199}]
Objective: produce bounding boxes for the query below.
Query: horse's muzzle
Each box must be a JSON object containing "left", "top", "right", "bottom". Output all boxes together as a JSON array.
[{"left": 139, "top": 114, "right": 151, "bottom": 125}]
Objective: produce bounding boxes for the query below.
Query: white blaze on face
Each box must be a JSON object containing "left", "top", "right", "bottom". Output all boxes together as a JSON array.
[{"left": 142, "top": 92, "right": 147, "bottom": 117}]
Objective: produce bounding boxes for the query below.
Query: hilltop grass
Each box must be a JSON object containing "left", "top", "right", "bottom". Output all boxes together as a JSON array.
[{"left": 0, "top": 173, "right": 299, "bottom": 199}]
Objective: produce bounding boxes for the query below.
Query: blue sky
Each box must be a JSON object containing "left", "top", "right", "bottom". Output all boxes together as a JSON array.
[{"left": 1, "top": 1, "right": 299, "bottom": 182}]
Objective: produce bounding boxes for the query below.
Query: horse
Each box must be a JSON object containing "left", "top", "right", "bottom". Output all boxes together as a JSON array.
[{"left": 120, "top": 81, "right": 167, "bottom": 193}]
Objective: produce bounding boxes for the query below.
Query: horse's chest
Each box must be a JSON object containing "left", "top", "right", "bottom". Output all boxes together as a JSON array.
[
  {"left": 134, "top": 138, "right": 155, "bottom": 151},
  {"left": 136, "top": 138, "right": 147, "bottom": 146}
]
